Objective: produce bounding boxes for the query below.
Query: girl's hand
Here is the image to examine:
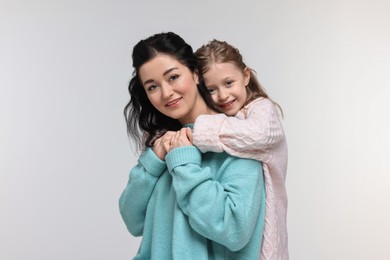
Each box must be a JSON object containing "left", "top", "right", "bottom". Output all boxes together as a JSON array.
[
  {"left": 169, "top": 128, "right": 193, "bottom": 151},
  {"left": 152, "top": 131, "right": 176, "bottom": 160}
]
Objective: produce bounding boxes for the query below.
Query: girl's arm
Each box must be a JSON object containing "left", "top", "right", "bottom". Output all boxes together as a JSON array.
[
  {"left": 119, "top": 148, "right": 166, "bottom": 236},
  {"left": 165, "top": 146, "right": 265, "bottom": 251},
  {"left": 193, "top": 98, "right": 284, "bottom": 162}
]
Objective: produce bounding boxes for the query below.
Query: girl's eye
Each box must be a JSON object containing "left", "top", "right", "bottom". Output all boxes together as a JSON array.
[
  {"left": 169, "top": 74, "right": 180, "bottom": 81},
  {"left": 207, "top": 88, "right": 216, "bottom": 94}
]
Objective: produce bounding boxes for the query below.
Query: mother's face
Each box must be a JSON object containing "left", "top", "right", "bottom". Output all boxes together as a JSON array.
[{"left": 139, "top": 54, "right": 204, "bottom": 124}]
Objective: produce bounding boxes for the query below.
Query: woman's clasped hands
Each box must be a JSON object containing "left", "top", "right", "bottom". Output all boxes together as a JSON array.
[{"left": 153, "top": 127, "right": 193, "bottom": 160}]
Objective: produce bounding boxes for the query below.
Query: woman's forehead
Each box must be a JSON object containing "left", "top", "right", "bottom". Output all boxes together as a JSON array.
[{"left": 139, "top": 55, "right": 187, "bottom": 82}]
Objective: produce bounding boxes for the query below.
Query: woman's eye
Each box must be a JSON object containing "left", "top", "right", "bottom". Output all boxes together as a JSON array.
[
  {"left": 169, "top": 74, "right": 180, "bottom": 81},
  {"left": 147, "top": 84, "right": 157, "bottom": 92},
  {"left": 226, "top": 80, "right": 234, "bottom": 86}
]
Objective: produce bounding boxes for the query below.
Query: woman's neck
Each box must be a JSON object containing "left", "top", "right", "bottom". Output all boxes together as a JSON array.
[{"left": 178, "top": 97, "right": 217, "bottom": 125}]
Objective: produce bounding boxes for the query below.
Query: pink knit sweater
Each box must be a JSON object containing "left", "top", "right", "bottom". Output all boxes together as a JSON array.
[{"left": 193, "top": 97, "right": 288, "bottom": 260}]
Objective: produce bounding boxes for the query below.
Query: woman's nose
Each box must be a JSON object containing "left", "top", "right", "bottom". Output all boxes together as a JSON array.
[{"left": 161, "top": 84, "right": 174, "bottom": 99}]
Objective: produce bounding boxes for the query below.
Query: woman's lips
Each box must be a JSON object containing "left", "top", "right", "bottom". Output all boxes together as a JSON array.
[{"left": 166, "top": 97, "right": 182, "bottom": 107}]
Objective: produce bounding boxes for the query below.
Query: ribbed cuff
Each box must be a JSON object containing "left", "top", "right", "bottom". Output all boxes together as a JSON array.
[
  {"left": 139, "top": 148, "right": 167, "bottom": 177},
  {"left": 165, "top": 146, "right": 201, "bottom": 173}
]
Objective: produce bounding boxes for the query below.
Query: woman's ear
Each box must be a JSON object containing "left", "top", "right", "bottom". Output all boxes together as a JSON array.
[
  {"left": 193, "top": 69, "right": 200, "bottom": 85},
  {"left": 244, "top": 67, "right": 250, "bottom": 86}
]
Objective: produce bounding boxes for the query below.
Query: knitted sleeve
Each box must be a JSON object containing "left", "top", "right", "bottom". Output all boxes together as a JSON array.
[
  {"left": 119, "top": 148, "right": 166, "bottom": 236},
  {"left": 193, "top": 98, "right": 284, "bottom": 162},
  {"left": 166, "top": 146, "right": 264, "bottom": 251}
]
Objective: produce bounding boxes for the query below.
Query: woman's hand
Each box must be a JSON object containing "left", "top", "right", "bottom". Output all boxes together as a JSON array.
[
  {"left": 169, "top": 127, "right": 193, "bottom": 150},
  {"left": 152, "top": 131, "right": 176, "bottom": 160},
  {"left": 152, "top": 128, "right": 193, "bottom": 159},
  {"left": 186, "top": 127, "right": 193, "bottom": 143}
]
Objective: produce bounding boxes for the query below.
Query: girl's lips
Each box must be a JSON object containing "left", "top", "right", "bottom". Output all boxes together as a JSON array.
[
  {"left": 218, "top": 100, "right": 235, "bottom": 108},
  {"left": 165, "top": 97, "right": 182, "bottom": 107}
]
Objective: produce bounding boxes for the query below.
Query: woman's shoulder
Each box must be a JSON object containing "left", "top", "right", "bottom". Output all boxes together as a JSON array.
[{"left": 203, "top": 151, "right": 262, "bottom": 175}]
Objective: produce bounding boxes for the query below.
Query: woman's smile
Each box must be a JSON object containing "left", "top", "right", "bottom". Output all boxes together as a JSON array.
[
  {"left": 139, "top": 54, "right": 208, "bottom": 124},
  {"left": 166, "top": 97, "right": 182, "bottom": 107}
]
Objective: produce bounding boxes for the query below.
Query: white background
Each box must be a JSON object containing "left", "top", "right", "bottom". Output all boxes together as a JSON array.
[{"left": 1, "top": 0, "right": 389, "bottom": 259}]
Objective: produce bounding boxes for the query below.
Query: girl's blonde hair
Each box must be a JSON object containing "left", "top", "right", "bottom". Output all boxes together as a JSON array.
[{"left": 195, "top": 40, "right": 283, "bottom": 117}]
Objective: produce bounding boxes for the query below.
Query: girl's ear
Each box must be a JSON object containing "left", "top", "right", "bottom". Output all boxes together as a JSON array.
[{"left": 244, "top": 67, "right": 251, "bottom": 86}]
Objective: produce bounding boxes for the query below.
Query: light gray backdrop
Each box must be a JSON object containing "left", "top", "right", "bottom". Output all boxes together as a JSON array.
[{"left": 1, "top": 0, "right": 389, "bottom": 259}]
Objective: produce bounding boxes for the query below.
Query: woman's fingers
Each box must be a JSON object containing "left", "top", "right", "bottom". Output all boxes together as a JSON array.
[
  {"left": 186, "top": 127, "right": 193, "bottom": 143},
  {"left": 170, "top": 128, "right": 192, "bottom": 149},
  {"left": 152, "top": 136, "right": 166, "bottom": 160},
  {"left": 155, "top": 128, "right": 193, "bottom": 155},
  {"left": 152, "top": 131, "right": 177, "bottom": 159},
  {"left": 162, "top": 138, "right": 171, "bottom": 153}
]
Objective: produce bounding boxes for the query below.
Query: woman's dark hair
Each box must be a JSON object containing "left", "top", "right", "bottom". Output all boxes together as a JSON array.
[{"left": 124, "top": 32, "right": 213, "bottom": 150}]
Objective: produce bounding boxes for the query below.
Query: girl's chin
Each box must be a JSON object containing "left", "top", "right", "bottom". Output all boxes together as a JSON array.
[{"left": 218, "top": 106, "right": 240, "bottom": 116}]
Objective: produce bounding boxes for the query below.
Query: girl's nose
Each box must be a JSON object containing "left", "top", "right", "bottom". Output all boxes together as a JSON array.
[{"left": 218, "top": 89, "right": 229, "bottom": 101}]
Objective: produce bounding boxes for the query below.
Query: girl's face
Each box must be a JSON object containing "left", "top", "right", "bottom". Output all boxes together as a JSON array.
[
  {"left": 203, "top": 62, "right": 250, "bottom": 116},
  {"left": 139, "top": 54, "right": 204, "bottom": 124}
]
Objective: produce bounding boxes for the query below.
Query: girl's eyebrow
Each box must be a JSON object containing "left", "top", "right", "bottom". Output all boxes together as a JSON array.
[{"left": 143, "top": 67, "right": 178, "bottom": 85}]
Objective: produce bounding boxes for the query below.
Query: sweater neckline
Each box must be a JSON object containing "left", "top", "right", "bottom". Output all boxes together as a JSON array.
[{"left": 183, "top": 123, "right": 194, "bottom": 129}]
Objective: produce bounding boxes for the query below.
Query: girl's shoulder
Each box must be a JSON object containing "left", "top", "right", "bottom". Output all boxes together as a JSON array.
[
  {"left": 245, "top": 97, "right": 273, "bottom": 109},
  {"left": 240, "top": 97, "right": 275, "bottom": 118}
]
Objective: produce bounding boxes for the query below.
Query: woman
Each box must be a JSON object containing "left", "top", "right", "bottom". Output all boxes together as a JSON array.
[{"left": 119, "top": 32, "right": 266, "bottom": 259}]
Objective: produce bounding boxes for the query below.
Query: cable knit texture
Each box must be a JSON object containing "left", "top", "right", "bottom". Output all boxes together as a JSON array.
[{"left": 193, "top": 97, "right": 289, "bottom": 260}]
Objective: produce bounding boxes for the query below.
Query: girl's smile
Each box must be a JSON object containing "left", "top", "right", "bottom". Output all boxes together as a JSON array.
[{"left": 203, "top": 62, "right": 250, "bottom": 116}]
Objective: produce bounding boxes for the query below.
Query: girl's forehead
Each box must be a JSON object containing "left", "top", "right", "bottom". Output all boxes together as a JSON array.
[{"left": 207, "top": 62, "right": 241, "bottom": 72}]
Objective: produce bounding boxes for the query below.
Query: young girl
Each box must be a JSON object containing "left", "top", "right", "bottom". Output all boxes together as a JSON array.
[
  {"left": 119, "top": 32, "right": 267, "bottom": 259},
  {"left": 193, "top": 40, "right": 289, "bottom": 260}
]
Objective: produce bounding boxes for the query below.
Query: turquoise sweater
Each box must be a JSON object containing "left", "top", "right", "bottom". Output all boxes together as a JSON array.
[{"left": 119, "top": 146, "right": 266, "bottom": 259}]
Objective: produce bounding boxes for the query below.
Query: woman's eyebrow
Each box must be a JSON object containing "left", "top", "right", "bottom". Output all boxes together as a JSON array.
[
  {"left": 143, "top": 67, "right": 178, "bottom": 85},
  {"left": 163, "top": 67, "right": 178, "bottom": 76}
]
